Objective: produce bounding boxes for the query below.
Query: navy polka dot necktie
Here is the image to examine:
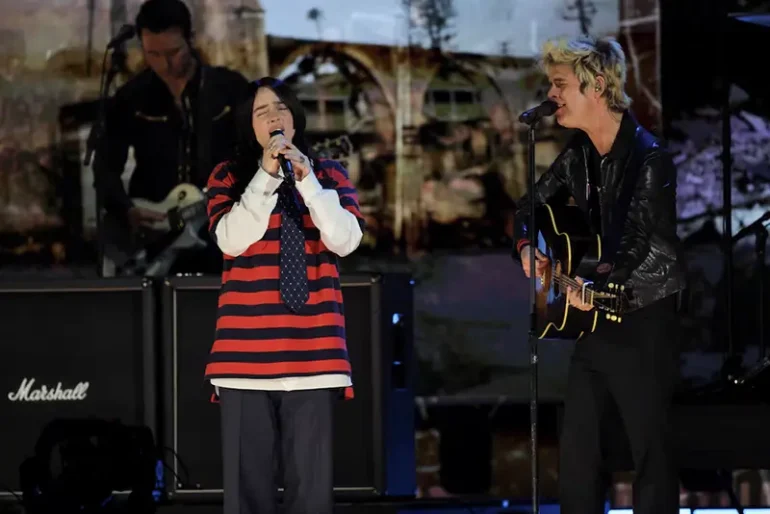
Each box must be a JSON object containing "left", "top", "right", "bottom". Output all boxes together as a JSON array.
[{"left": 278, "top": 183, "right": 309, "bottom": 312}]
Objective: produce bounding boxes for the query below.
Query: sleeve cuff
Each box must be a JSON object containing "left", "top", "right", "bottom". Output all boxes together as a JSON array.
[
  {"left": 246, "top": 167, "right": 283, "bottom": 198},
  {"left": 295, "top": 170, "right": 324, "bottom": 204}
]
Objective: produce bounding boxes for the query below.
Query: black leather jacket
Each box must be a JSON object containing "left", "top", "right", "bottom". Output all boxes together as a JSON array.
[{"left": 513, "top": 111, "right": 686, "bottom": 311}]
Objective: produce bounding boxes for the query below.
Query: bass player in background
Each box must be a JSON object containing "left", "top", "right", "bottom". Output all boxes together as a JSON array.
[
  {"left": 94, "top": 0, "right": 249, "bottom": 275},
  {"left": 512, "top": 36, "right": 686, "bottom": 514}
]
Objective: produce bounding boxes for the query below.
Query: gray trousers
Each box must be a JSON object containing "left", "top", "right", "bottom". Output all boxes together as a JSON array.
[{"left": 219, "top": 387, "right": 335, "bottom": 514}]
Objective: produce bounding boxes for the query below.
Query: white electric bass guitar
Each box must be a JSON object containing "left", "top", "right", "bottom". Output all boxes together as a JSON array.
[{"left": 102, "top": 183, "right": 209, "bottom": 277}]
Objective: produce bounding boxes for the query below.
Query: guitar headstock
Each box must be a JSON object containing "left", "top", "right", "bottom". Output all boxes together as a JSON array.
[
  {"left": 311, "top": 135, "right": 354, "bottom": 163},
  {"left": 592, "top": 282, "right": 630, "bottom": 323}
]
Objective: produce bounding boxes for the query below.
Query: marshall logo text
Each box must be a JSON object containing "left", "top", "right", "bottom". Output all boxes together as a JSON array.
[{"left": 7, "top": 378, "right": 89, "bottom": 402}]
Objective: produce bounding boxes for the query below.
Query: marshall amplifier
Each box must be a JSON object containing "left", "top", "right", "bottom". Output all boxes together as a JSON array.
[
  {"left": 0, "top": 278, "right": 157, "bottom": 498},
  {"left": 161, "top": 273, "right": 416, "bottom": 500}
]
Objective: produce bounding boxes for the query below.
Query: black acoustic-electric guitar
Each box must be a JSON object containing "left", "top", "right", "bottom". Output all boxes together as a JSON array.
[{"left": 531, "top": 202, "right": 630, "bottom": 340}]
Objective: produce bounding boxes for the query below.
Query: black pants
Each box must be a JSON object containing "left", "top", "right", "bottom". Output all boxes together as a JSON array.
[
  {"left": 219, "top": 388, "right": 335, "bottom": 514},
  {"left": 559, "top": 295, "right": 680, "bottom": 514}
]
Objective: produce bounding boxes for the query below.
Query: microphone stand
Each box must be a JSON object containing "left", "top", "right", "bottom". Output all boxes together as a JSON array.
[
  {"left": 516, "top": 99, "right": 555, "bottom": 514},
  {"left": 526, "top": 123, "right": 540, "bottom": 514},
  {"left": 84, "top": 44, "right": 126, "bottom": 277},
  {"left": 732, "top": 211, "right": 770, "bottom": 364}
]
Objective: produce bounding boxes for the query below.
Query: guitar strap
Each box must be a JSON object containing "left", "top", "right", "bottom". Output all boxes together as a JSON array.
[{"left": 600, "top": 136, "right": 644, "bottom": 264}]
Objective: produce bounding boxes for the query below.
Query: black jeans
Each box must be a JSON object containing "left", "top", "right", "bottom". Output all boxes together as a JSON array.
[
  {"left": 219, "top": 388, "right": 335, "bottom": 514},
  {"left": 559, "top": 294, "right": 680, "bottom": 514}
]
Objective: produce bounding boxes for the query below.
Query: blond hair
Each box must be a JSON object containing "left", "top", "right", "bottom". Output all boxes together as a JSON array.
[{"left": 540, "top": 36, "right": 631, "bottom": 112}]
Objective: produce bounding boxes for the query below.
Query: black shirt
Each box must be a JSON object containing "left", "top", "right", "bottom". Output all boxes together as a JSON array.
[
  {"left": 95, "top": 62, "right": 249, "bottom": 217},
  {"left": 586, "top": 141, "right": 603, "bottom": 236}
]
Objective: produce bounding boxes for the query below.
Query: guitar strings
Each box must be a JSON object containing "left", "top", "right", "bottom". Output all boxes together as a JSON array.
[{"left": 547, "top": 273, "right": 620, "bottom": 310}]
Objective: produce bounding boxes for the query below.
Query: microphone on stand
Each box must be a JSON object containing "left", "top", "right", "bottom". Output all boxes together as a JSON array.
[
  {"left": 518, "top": 97, "right": 558, "bottom": 514},
  {"left": 87, "top": 23, "right": 136, "bottom": 277},
  {"left": 107, "top": 24, "right": 136, "bottom": 50},
  {"left": 518, "top": 100, "right": 558, "bottom": 126},
  {"left": 269, "top": 129, "right": 295, "bottom": 186}
]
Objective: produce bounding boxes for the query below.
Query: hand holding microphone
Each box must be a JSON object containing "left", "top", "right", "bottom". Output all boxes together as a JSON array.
[{"left": 263, "top": 129, "right": 312, "bottom": 184}]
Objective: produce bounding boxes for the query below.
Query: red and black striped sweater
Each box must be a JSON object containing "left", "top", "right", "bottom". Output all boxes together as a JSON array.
[{"left": 204, "top": 158, "right": 364, "bottom": 399}]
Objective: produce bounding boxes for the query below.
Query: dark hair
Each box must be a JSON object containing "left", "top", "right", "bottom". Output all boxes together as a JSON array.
[
  {"left": 230, "top": 77, "right": 315, "bottom": 196},
  {"left": 135, "top": 0, "right": 192, "bottom": 40}
]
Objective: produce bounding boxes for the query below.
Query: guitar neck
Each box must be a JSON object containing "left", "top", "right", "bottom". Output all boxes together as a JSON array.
[{"left": 552, "top": 273, "right": 623, "bottom": 312}]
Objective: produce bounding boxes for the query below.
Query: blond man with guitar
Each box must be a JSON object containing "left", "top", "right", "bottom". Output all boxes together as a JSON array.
[{"left": 513, "top": 36, "right": 686, "bottom": 514}]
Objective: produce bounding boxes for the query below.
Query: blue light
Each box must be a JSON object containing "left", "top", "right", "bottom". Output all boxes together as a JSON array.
[
  {"left": 392, "top": 313, "right": 401, "bottom": 324},
  {"left": 153, "top": 459, "right": 165, "bottom": 501}
]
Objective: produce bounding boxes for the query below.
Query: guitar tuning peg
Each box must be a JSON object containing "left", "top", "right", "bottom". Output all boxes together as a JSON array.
[
  {"left": 611, "top": 315, "right": 617, "bottom": 321},
  {"left": 608, "top": 283, "right": 614, "bottom": 289},
  {"left": 606, "top": 313, "right": 611, "bottom": 320},
  {"left": 617, "top": 317, "right": 622, "bottom": 323},
  {"left": 620, "top": 285, "right": 625, "bottom": 291}
]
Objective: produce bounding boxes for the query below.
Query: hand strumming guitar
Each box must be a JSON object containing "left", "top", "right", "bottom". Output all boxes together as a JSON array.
[
  {"left": 520, "top": 245, "right": 551, "bottom": 278},
  {"left": 128, "top": 206, "right": 166, "bottom": 230}
]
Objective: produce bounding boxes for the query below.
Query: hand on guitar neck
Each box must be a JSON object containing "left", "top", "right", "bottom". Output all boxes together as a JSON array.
[
  {"left": 520, "top": 244, "right": 593, "bottom": 312},
  {"left": 564, "top": 276, "right": 593, "bottom": 311}
]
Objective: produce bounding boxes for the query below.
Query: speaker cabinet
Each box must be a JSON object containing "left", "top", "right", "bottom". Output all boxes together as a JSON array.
[
  {"left": 0, "top": 278, "right": 157, "bottom": 497},
  {"left": 161, "top": 273, "right": 416, "bottom": 500}
]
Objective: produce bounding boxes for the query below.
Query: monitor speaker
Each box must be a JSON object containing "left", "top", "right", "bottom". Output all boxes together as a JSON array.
[
  {"left": 161, "top": 273, "right": 416, "bottom": 500},
  {"left": 0, "top": 278, "right": 157, "bottom": 497}
]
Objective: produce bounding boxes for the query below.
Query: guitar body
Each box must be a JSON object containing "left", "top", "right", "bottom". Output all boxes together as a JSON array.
[
  {"left": 131, "top": 183, "right": 206, "bottom": 232},
  {"left": 533, "top": 203, "right": 603, "bottom": 341},
  {"left": 101, "top": 183, "right": 207, "bottom": 272}
]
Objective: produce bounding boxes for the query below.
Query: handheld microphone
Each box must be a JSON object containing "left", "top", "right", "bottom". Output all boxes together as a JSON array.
[
  {"left": 107, "top": 24, "right": 136, "bottom": 50},
  {"left": 269, "top": 129, "right": 295, "bottom": 186},
  {"left": 518, "top": 100, "right": 558, "bottom": 126}
]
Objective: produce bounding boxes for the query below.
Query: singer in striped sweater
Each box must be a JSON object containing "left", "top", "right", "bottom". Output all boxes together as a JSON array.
[{"left": 204, "top": 77, "right": 364, "bottom": 514}]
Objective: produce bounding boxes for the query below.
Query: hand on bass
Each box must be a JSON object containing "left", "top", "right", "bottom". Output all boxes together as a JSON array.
[{"left": 128, "top": 206, "right": 165, "bottom": 230}]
